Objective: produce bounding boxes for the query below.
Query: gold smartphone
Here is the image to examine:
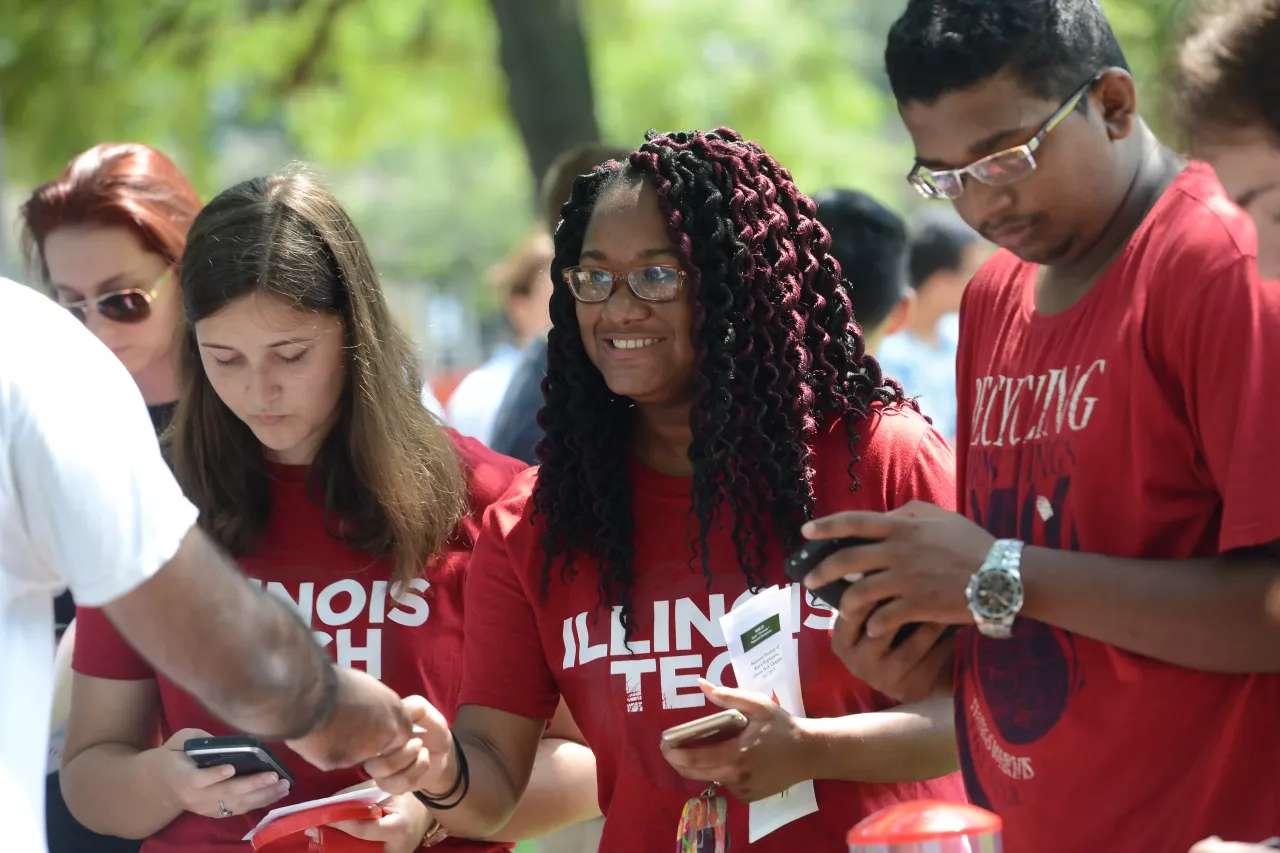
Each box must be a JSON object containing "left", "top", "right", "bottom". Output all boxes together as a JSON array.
[{"left": 660, "top": 709, "right": 749, "bottom": 749}]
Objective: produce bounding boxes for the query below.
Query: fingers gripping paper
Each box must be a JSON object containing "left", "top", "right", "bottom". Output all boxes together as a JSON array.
[{"left": 719, "top": 586, "right": 819, "bottom": 842}]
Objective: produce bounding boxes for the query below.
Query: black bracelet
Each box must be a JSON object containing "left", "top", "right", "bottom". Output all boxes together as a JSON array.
[{"left": 413, "top": 735, "right": 470, "bottom": 811}]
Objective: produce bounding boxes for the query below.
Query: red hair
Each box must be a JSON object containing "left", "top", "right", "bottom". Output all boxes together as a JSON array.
[{"left": 20, "top": 142, "right": 201, "bottom": 280}]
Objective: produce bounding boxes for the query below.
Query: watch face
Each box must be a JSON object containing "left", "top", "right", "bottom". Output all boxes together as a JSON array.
[{"left": 972, "top": 568, "right": 1024, "bottom": 620}]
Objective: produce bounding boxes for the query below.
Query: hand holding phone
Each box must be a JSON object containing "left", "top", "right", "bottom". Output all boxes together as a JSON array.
[
  {"left": 783, "top": 535, "right": 924, "bottom": 649},
  {"left": 156, "top": 729, "right": 292, "bottom": 820},
  {"left": 660, "top": 710, "right": 749, "bottom": 749},
  {"left": 184, "top": 735, "right": 296, "bottom": 786}
]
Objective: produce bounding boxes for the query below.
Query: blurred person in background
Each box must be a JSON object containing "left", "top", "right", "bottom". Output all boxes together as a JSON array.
[
  {"left": 803, "top": 1, "right": 1280, "bottom": 850},
  {"left": 365, "top": 128, "right": 963, "bottom": 853},
  {"left": 0, "top": 276, "right": 419, "bottom": 853},
  {"left": 62, "top": 168, "right": 598, "bottom": 853},
  {"left": 488, "top": 142, "right": 632, "bottom": 465},
  {"left": 1174, "top": 5, "right": 1280, "bottom": 848},
  {"left": 811, "top": 188, "right": 912, "bottom": 354},
  {"left": 875, "top": 209, "right": 989, "bottom": 445},
  {"left": 19, "top": 141, "right": 201, "bottom": 853},
  {"left": 445, "top": 232, "right": 553, "bottom": 444},
  {"left": 1173, "top": 0, "right": 1280, "bottom": 280}
]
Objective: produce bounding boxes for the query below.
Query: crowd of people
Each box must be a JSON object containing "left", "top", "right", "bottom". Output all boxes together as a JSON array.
[{"left": 2, "top": 1, "right": 1280, "bottom": 852}]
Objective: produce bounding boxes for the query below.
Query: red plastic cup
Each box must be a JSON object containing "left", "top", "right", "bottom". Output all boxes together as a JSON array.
[{"left": 848, "top": 800, "right": 1003, "bottom": 853}]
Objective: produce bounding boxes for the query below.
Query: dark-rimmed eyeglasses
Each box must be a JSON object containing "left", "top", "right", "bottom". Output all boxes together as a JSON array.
[
  {"left": 57, "top": 267, "right": 173, "bottom": 324},
  {"left": 907, "top": 73, "right": 1103, "bottom": 201},
  {"left": 562, "top": 264, "right": 687, "bottom": 304}
]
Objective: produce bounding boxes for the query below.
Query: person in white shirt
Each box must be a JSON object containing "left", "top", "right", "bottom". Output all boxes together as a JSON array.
[
  {"left": 0, "top": 278, "right": 417, "bottom": 852},
  {"left": 446, "top": 232, "right": 554, "bottom": 444},
  {"left": 876, "top": 209, "right": 991, "bottom": 444}
]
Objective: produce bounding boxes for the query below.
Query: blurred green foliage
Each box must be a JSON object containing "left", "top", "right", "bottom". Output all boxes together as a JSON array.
[{"left": 0, "top": 0, "right": 1187, "bottom": 303}]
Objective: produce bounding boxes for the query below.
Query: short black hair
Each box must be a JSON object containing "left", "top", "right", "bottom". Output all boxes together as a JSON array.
[
  {"left": 812, "top": 188, "right": 908, "bottom": 333},
  {"left": 908, "top": 208, "right": 982, "bottom": 290},
  {"left": 885, "top": 0, "right": 1129, "bottom": 105}
]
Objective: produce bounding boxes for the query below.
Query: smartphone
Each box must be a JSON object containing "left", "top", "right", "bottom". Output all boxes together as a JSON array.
[
  {"left": 783, "top": 535, "right": 925, "bottom": 649},
  {"left": 183, "top": 736, "right": 295, "bottom": 785},
  {"left": 660, "top": 710, "right": 749, "bottom": 749}
]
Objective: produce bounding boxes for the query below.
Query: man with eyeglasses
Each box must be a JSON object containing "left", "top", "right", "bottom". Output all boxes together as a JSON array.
[
  {"left": 0, "top": 278, "right": 419, "bottom": 852},
  {"left": 796, "top": 2, "right": 1280, "bottom": 852}
]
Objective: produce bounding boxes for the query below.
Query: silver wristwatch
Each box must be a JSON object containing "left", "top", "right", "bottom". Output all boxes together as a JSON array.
[{"left": 965, "top": 539, "right": 1025, "bottom": 639}]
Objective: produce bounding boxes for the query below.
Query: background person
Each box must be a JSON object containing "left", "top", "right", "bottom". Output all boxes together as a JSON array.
[
  {"left": 811, "top": 188, "right": 913, "bottom": 356},
  {"left": 445, "top": 232, "right": 554, "bottom": 445},
  {"left": 876, "top": 209, "right": 988, "bottom": 445}
]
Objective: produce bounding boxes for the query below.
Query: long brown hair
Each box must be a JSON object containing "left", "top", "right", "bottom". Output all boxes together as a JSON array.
[
  {"left": 20, "top": 142, "right": 200, "bottom": 279},
  {"left": 167, "top": 165, "right": 467, "bottom": 585},
  {"left": 1171, "top": 0, "right": 1280, "bottom": 146}
]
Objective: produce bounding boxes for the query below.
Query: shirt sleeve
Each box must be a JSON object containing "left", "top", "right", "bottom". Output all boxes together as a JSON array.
[
  {"left": 1170, "top": 256, "right": 1280, "bottom": 552},
  {"left": 458, "top": 479, "right": 561, "bottom": 721},
  {"left": 893, "top": 424, "right": 959, "bottom": 512},
  {"left": 72, "top": 605, "right": 156, "bottom": 680},
  {"left": 7, "top": 321, "right": 198, "bottom": 607}
]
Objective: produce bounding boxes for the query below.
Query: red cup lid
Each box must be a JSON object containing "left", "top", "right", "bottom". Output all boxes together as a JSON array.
[
  {"left": 847, "top": 800, "right": 1003, "bottom": 844},
  {"left": 251, "top": 802, "right": 383, "bottom": 850}
]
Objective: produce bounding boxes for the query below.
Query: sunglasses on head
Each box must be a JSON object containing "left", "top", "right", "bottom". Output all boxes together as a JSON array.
[
  {"left": 57, "top": 267, "right": 173, "bottom": 324},
  {"left": 562, "top": 264, "right": 687, "bottom": 303}
]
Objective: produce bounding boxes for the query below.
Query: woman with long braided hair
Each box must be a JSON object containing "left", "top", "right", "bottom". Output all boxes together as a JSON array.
[{"left": 367, "top": 129, "right": 964, "bottom": 851}]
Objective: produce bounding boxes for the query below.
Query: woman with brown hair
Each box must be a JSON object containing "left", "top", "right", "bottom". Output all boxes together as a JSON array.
[
  {"left": 59, "top": 167, "right": 599, "bottom": 853},
  {"left": 20, "top": 141, "right": 201, "bottom": 853}
]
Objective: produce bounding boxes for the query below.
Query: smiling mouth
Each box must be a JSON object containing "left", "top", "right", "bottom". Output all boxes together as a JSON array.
[{"left": 607, "top": 338, "right": 662, "bottom": 350}]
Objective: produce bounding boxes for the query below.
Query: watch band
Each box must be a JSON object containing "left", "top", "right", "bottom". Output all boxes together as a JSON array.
[{"left": 968, "top": 539, "right": 1025, "bottom": 639}]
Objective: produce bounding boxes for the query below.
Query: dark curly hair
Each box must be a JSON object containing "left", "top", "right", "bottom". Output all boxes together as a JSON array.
[{"left": 532, "top": 127, "right": 915, "bottom": 631}]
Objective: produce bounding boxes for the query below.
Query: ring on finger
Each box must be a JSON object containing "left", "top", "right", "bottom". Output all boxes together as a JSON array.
[{"left": 218, "top": 800, "right": 233, "bottom": 818}]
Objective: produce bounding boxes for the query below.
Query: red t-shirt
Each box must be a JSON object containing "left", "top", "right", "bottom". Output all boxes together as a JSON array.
[
  {"left": 459, "top": 407, "right": 967, "bottom": 853},
  {"left": 73, "top": 432, "right": 525, "bottom": 853},
  {"left": 954, "top": 163, "right": 1280, "bottom": 851}
]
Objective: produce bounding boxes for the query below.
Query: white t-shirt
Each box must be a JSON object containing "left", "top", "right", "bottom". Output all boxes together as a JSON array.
[
  {"left": 444, "top": 344, "right": 522, "bottom": 445},
  {"left": 0, "top": 278, "right": 198, "bottom": 852}
]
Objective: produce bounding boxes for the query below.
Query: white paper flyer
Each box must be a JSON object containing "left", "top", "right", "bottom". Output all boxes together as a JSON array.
[{"left": 719, "top": 585, "right": 819, "bottom": 842}]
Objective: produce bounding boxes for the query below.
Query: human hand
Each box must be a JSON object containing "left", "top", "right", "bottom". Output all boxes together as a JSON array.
[
  {"left": 802, "top": 500, "right": 995, "bottom": 631},
  {"left": 287, "top": 667, "right": 414, "bottom": 772},
  {"left": 362, "top": 695, "right": 457, "bottom": 798},
  {"left": 327, "top": 786, "right": 433, "bottom": 853},
  {"left": 660, "top": 680, "right": 811, "bottom": 803},
  {"left": 156, "top": 728, "right": 290, "bottom": 819},
  {"left": 800, "top": 501, "right": 989, "bottom": 702}
]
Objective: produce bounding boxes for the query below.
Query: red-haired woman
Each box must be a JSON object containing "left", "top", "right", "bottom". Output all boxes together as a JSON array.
[{"left": 20, "top": 142, "right": 200, "bottom": 853}]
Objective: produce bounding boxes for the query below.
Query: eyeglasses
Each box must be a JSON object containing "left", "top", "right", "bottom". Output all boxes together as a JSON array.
[
  {"left": 562, "top": 264, "right": 687, "bottom": 304},
  {"left": 57, "top": 267, "right": 173, "bottom": 324},
  {"left": 907, "top": 73, "right": 1103, "bottom": 201}
]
